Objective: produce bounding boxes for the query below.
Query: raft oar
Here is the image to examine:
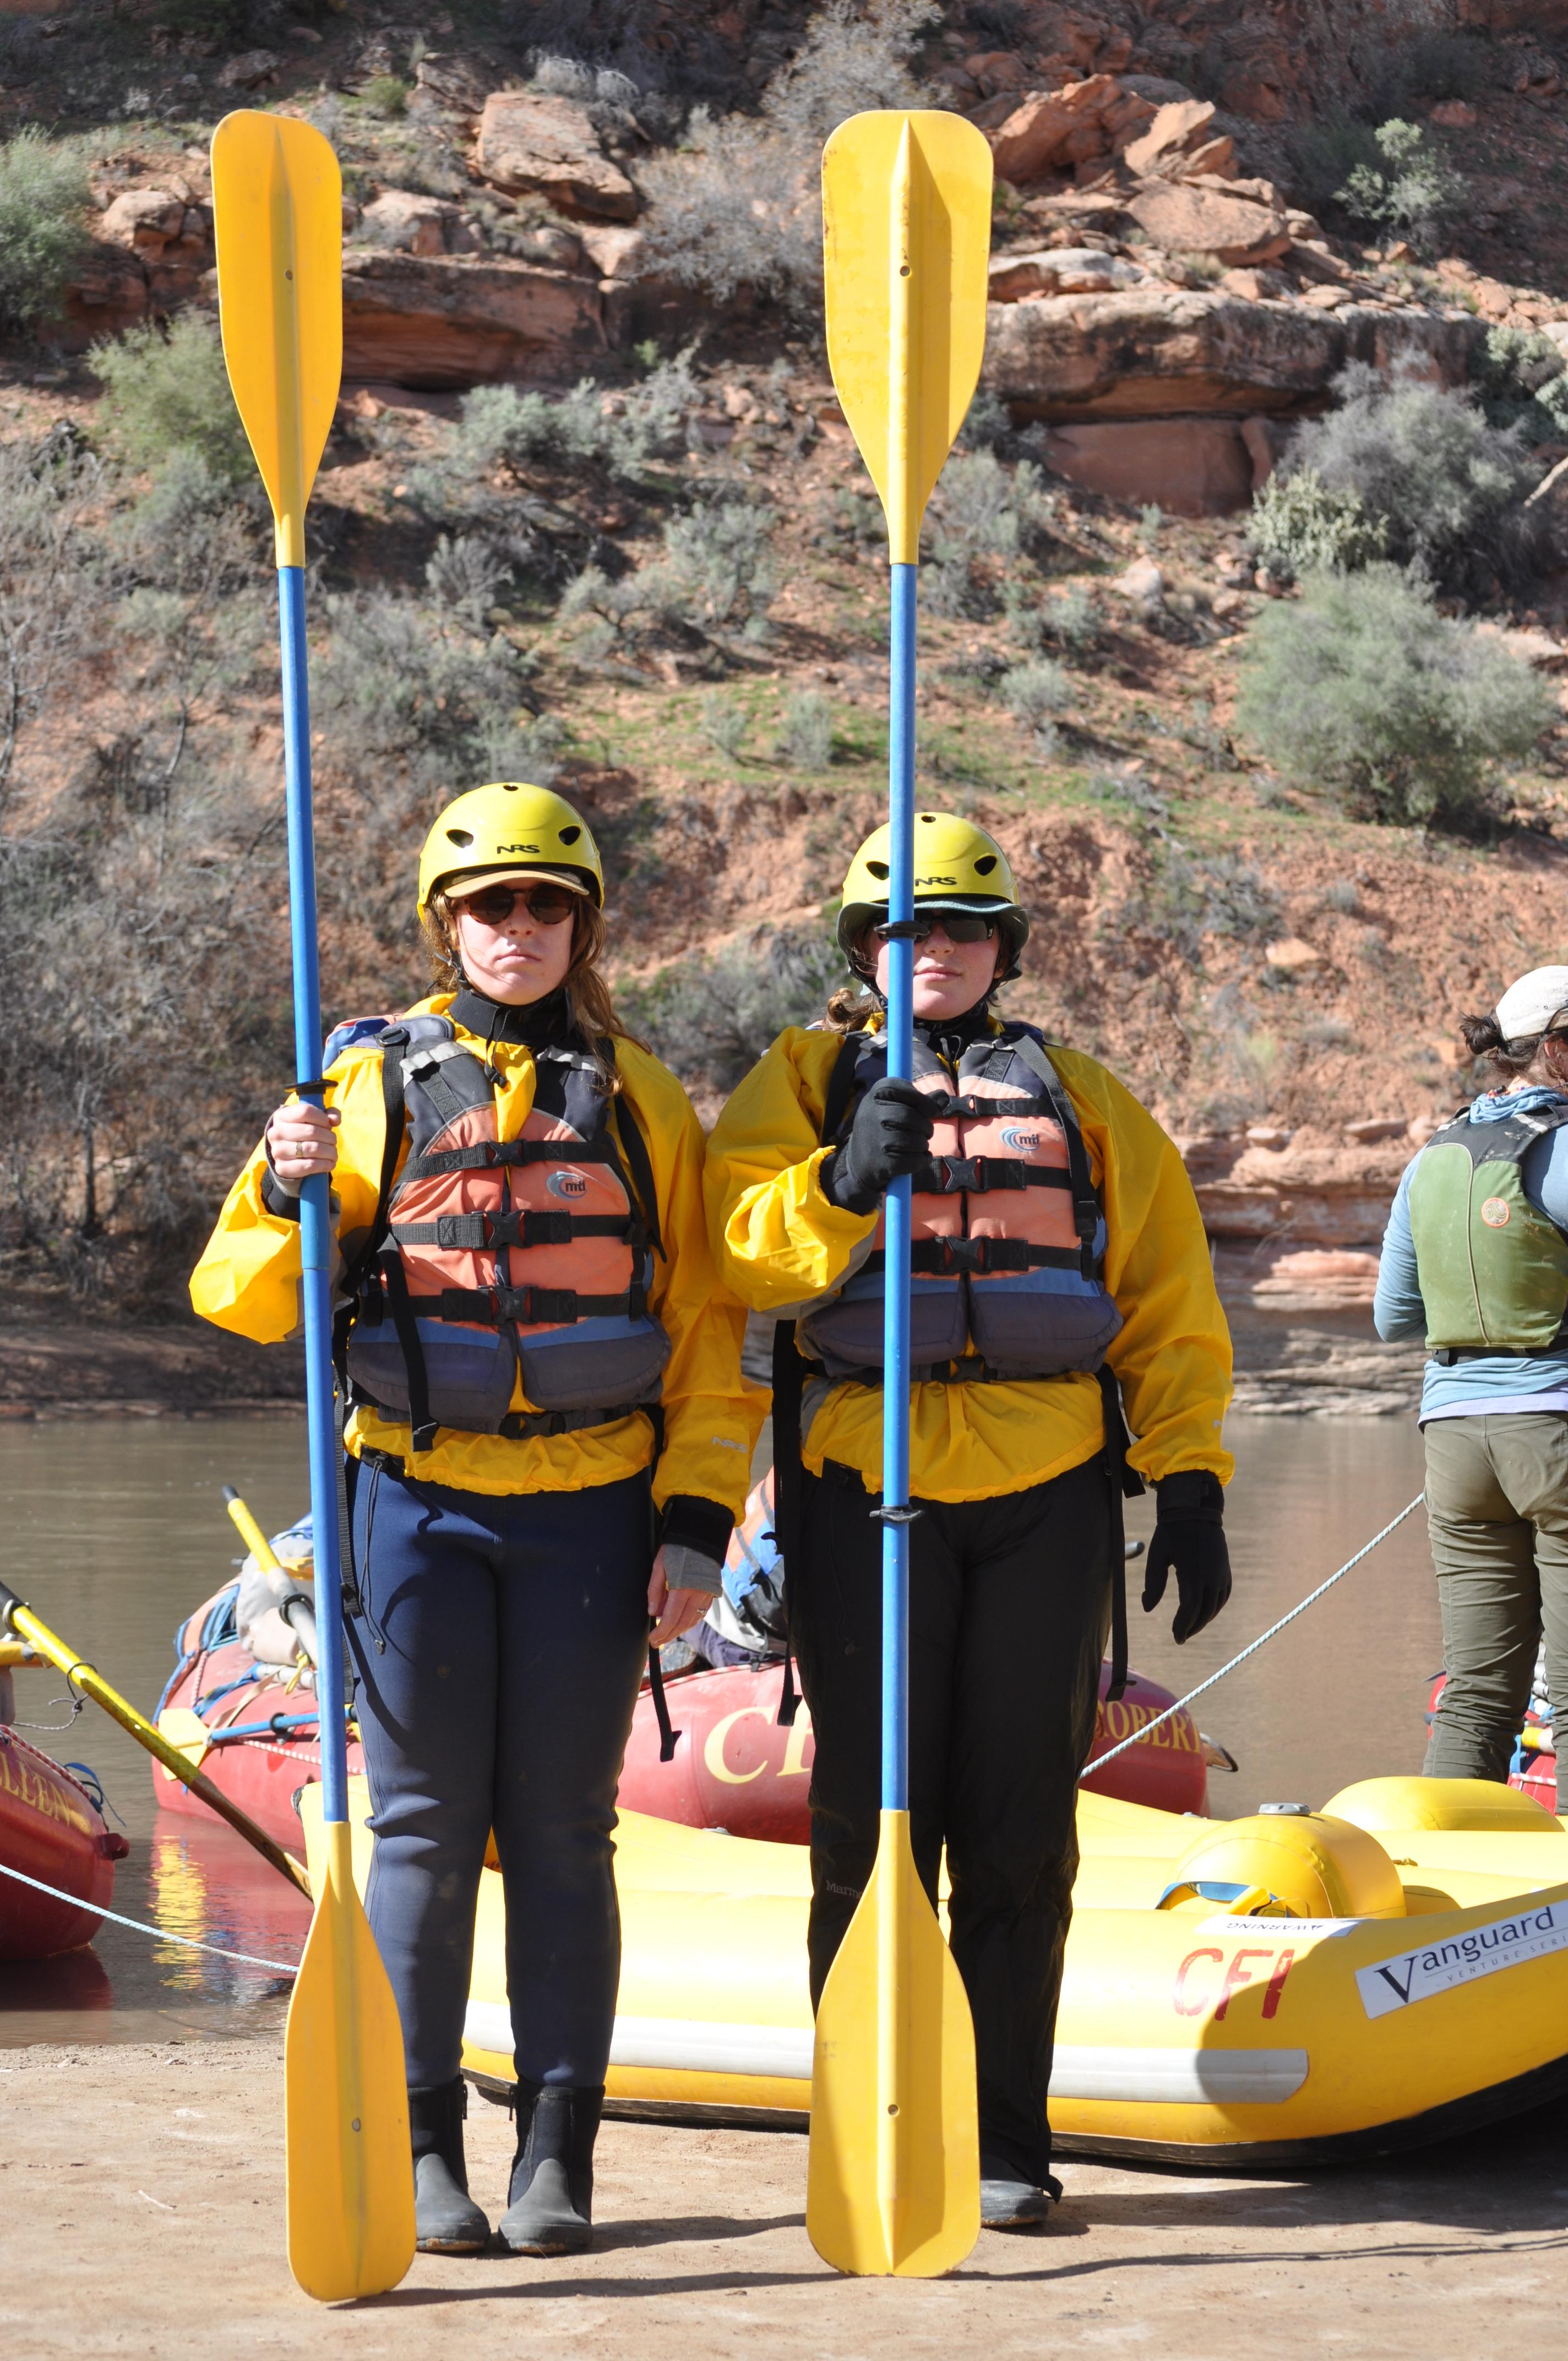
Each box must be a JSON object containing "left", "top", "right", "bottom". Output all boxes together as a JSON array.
[
  {"left": 808, "top": 110, "right": 992, "bottom": 2280},
  {"left": 224, "top": 1483, "right": 319, "bottom": 1664},
  {"left": 212, "top": 109, "right": 414, "bottom": 2305},
  {"left": 0, "top": 1579, "right": 310, "bottom": 1896}
]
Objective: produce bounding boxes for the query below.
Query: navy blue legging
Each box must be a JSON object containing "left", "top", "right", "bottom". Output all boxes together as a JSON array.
[{"left": 346, "top": 1458, "right": 652, "bottom": 2090}]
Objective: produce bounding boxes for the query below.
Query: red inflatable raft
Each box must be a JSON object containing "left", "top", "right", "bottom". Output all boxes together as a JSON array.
[
  {"left": 618, "top": 1657, "right": 1214, "bottom": 1839},
  {"left": 153, "top": 1585, "right": 362, "bottom": 1849},
  {"left": 1427, "top": 1671, "right": 1559, "bottom": 1813},
  {"left": 0, "top": 1721, "right": 128, "bottom": 1960}
]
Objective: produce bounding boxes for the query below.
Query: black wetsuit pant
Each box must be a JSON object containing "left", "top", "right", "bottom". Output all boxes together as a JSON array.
[
  {"left": 793, "top": 1454, "right": 1113, "bottom": 2185},
  {"left": 346, "top": 1457, "right": 652, "bottom": 2092}
]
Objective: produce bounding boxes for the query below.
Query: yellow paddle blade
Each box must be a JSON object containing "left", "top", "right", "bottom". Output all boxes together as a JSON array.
[
  {"left": 210, "top": 110, "right": 342, "bottom": 567},
  {"left": 822, "top": 110, "right": 993, "bottom": 564},
  {"left": 807, "top": 1811, "right": 979, "bottom": 2277},
  {"left": 155, "top": 1706, "right": 211, "bottom": 1774},
  {"left": 285, "top": 1822, "right": 415, "bottom": 2303}
]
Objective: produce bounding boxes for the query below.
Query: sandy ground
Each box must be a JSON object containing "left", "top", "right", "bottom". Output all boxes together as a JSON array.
[{"left": 4, "top": 2035, "right": 1566, "bottom": 2358}]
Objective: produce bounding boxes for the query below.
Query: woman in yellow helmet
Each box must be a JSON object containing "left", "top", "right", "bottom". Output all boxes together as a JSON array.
[
  {"left": 192, "top": 782, "right": 755, "bottom": 2260},
  {"left": 704, "top": 810, "right": 1234, "bottom": 2229}
]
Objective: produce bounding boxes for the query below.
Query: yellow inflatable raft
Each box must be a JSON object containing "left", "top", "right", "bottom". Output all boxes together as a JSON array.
[{"left": 302, "top": 1774, "right": 1568, "bottom": 2167}]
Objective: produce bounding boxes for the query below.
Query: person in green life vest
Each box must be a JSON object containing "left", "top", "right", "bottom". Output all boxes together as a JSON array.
[{"left": 1375, "top": 966, "right": 1568, "bottom": 1778}]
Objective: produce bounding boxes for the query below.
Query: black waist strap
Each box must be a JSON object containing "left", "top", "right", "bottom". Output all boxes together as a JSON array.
[
  {"left": 1430, "top": 1345, "right": 1568, "bottom": 1366},
  {"left": 911, "top": 1157, "right": 1074, "bottom": 1196},
  {"left": 428, "top": 1282, "right": 644, "bottom": 1326},
  {"left": 499, "top": 1406, "right": 626, "bottom": 1440},
  {"left": 356, "top": 1406, "right": 628, "bottom": 1462},
  {"left": 894, "top": 1237, "right": 1087, "bottom": 1277},
  {"left": 390, "top": 1210, "right": 633, "bottom": 1251}
]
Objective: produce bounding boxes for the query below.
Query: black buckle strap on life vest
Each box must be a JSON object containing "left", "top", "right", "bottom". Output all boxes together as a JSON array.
[
  {"left": 770, "top": 1318, "right": 805, "bottom": 1728},
  {"left": 647, "top": 1643, "right": 682, "bottom": 1761},
  {"left": 427, "top": 1282, "right": 640, "bottom": 1327},
  {"left": 389, "top": 1210, "right": 634, "bottom": 1252},
  {"left": 400, "top": 1135, "right": 620, "bottom": 1183},
  {"left": 498, "top": 1406, "right": 622, "bottom": 1441},
  {"left": 333, "top": 1370, "right": 364, "bottom": 1623},
  {"left": 1097, "top": 1364, "right": 1145, "bottom": 1702},
  {"left": 929, "top": 1090, "right": 1052, "bottom": 1122},
  {"left": 333, "top": 1022, "right": 412, "bottom": 1422},
  {"left": 906, "top": 1236, "right": 1084, "bottom": 1277},
  {"left": 383, "top": 1248, "right": 439, "bottom": 1454},
  {"left": 914, "top": 1154, "right": 1075, "bottom": 1196}
]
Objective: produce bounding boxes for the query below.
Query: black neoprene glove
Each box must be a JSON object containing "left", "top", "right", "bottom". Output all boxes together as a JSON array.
[
  {"left": 1141, "top": 1471, "right": 1232, "bottom": 1644},
  {"left": 821, "top": 1078, "right": 936, "bottom": 1216}
]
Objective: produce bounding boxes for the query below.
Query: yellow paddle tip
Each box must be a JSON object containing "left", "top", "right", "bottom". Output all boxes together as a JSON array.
[
  {"left": 285, "top": 1824, "right": 415, "bottom": 2302},
  {"left": 807, "top": 1812, "right": 979, "bottom": 2276}
]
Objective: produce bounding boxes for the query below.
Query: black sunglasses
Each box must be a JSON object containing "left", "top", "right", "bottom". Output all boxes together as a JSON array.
[
  {"left": 872, "top": 913, "right": 997, "bottom": 945},
  {"left": 455, "top": 882, "right": 579, "bottom": 928}
]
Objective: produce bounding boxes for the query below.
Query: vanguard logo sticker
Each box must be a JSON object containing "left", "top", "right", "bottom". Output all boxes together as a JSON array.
[{"left": 1357, "top": 1902, "right": 1568, "bottom": 2020}]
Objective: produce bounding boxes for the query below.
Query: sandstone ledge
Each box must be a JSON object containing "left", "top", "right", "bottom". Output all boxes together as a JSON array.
[
  {"left": 342, "top": 251, "right": 606, "bottom": 387},
  {"left": 984, "top": 289, "right": 1485, "bottom": 421}
]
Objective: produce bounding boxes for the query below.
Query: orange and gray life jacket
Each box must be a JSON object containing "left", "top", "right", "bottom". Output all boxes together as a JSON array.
[
  {"left": 794, "top": 1021, "right": 1124, "bottom": 1383},
  {"left": 337, "top": 1011, "right": 670, "bottom": 1452}
]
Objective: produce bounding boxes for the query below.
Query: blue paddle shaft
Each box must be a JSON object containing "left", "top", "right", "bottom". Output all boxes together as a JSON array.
[
  {"left": 277, "top": 563, "right": 351, "bottom": 1831},
  {"left": 881, "top": 562, "right": 917, "bottom": 1816}
]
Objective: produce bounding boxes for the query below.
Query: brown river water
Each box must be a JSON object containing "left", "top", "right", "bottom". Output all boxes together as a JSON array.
[{"left": 0, "top": 1410, "right": 1439, "bottom": 2047}]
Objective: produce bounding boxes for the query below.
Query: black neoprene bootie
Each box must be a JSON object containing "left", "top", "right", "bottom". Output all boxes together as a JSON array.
[
  {"left": 498, "top": 2080, "right": 602, "bottom": 2256},
  {"left": 979, "top": 2153, "right": 1063, "bottom": 2232},
  {"left": 409, "top": 2078, "right": 492, "bottom": 2255}
]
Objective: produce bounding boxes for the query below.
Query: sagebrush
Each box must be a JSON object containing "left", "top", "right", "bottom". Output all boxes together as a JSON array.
[
  {"left": 638, "top": 0, "right": 937, "bottom": 315},
  {"left": 620, "top": 924, "right": 847, "bottom": 1098},
  {"left": 1235, "top": 563, "right": 1552, "bottom": 828},
  {"left": 0, "top": 129, "right": 89, "bottom": 336},
  {"left": 91, "top": 312, "right": 253, "bottom": 486},
  {"left": 1279, "top": 363, "right": 1545, "bottom": 597}
]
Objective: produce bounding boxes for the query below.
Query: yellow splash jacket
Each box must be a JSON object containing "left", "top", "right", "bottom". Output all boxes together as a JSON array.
[
  {"left": 191, "top": 995, "right": 758, "bottom": 1518},
  {"left": 704, "top": 1023, "right": 1233, "bottom": 1504}
]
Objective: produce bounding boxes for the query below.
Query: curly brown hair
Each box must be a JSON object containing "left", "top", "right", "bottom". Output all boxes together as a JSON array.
[{"left": 1457, "top": 1009, "right": 1567, "bottom": 1086}]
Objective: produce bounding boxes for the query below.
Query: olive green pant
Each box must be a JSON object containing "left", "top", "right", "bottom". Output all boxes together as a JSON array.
[{"left": 1423, "top": 1412, "right": 1568, "bottom": 1781}]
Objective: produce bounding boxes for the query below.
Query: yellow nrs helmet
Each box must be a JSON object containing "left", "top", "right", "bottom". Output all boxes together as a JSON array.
[
  {"left": 837, "top": 812, "right": 1029, "bottom": 982},
  {"left": 416, "top": 782, "right": 605, "bottom": 916},
  {"left": 1156, "top": 1810, "right": 1406, "bottom": 1922}
]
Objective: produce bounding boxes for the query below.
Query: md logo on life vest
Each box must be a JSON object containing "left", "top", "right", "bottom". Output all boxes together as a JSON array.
[
  {"left": 1357, "top": 1901, "right": 1568, "bottom": 2019},
  {"left": 1000, "top": 1126, "right": 1040, "bottom": 1152},
  {"left": 546, "top": 1170, "right": 589, "bottom": 1199}
]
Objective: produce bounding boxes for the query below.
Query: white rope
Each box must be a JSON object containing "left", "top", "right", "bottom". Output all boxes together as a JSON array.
[
  {"left": 0, "top": 1858, "right": 302, "bottom": 1974},
  {"left": 1088, "top": 1492, "right": 1427, "bottom": 1775}
]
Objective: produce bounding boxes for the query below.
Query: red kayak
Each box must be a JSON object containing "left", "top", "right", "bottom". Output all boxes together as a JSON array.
[
  {"left": 0, "top": 1722, "right": 128, "bottom": 1960},
  {"left": 153, "top": 1585, "right": 362, "bottom": 1849},
  {"left": 618, "top": 1657, "right": 1215, "bottom": 1839}
]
